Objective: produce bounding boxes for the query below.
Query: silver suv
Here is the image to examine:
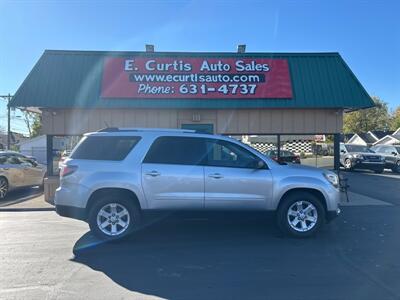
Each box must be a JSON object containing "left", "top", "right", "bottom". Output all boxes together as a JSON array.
[{"left": 55, "top": 128, "right": 341, "bottom": 240}]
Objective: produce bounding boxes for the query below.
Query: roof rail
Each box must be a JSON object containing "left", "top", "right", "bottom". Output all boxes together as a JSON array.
[{"left": 97, "top": 127, "right": 196, "bottom": 133}]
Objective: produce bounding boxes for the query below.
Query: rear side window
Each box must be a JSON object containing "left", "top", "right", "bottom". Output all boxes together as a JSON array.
[
  {"left": 71, "top": 136, "right": 140, "bottom": 161},
  {"left": 143, "top": 136, "right": 206, "bottom": 165}
]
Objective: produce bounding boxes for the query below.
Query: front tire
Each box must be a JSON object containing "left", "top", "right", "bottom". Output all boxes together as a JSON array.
[
  {"left": 0, "top": 177, "right": 8, "bottom": 199},
  {"left": 392, "top": 161, "right": 400, "bottom": 173},
  {"left": 277, "top": 191, "right": 325, "bottom": 238},
  {"left": 344, "top": 158, "right": 353, "bottom": 171},
  {"left": 88, "top": 194, "right": 141, "bottom": 241}
]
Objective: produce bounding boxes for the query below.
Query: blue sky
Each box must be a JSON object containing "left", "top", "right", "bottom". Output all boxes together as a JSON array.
[{"left": 0, "top": 0, "right": 399, "bottom": 135}]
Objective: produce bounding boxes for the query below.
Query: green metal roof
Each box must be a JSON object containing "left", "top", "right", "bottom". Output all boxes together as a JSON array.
[{"left": 10, "top": 50, "right": 374, "bottom": 109}]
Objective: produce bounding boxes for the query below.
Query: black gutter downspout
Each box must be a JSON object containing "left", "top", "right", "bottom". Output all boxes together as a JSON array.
[
  {"left": 46, "top": 135, "right": 53, "bottom": 176},
  {"left": 334, "top": 133, "right": 340, "bottom": 171},
  {"left": 277, "top": 134, "right": 281, "bottom": 162}
]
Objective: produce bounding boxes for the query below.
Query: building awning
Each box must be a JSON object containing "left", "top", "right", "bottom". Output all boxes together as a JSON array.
[{"left": 10, "top": 50, "right": 374, "bottom": 110}]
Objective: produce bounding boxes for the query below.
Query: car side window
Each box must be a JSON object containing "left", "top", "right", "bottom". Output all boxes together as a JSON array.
[
  {"left": 205, "top": 139, "right": 261, "bottom": 169},
  {"left": 383, "top": 147, "right": 394, "bottom": 154},
  {"left": 340, "top": 145, "right": 346, "bottom": 153},
  {"left": 7, "top": 155, "right": 22, "bottom": 165},
  {"left": 143, "top": 136, "right": 207, "bottom": 165}
]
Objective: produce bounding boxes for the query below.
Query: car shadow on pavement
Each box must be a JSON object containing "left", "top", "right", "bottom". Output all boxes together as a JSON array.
[
  {"left": 71, "top": 212, "right": 343, "bottom": 300},
  {"left": 0, "top": 187, "right": 43, "bottom": 207}
]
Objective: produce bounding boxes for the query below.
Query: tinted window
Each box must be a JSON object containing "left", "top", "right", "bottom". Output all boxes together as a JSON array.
[
  {"left": 7, "top": 155, "right": 22, "bottom": 165},
  {"left": 71, "top": 136, "right": 140, "bottom": 161},
  {"left": 395, "top": 147, "right": 400, "bottom": 153},
  {"left": 205, "top": 139, "right": 260, "bottom": 168},
  {"left": 144, "top": 136, "right": 206, "bottom": 165},
  {"left": 344, "top": 145, "right": 372, "bottom": 153}
]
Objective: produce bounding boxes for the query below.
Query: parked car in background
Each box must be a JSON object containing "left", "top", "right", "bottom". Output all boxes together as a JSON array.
[
  {"left": 58, "top": 150, "right": 72, "bottom": 169},
  {"left": 55, "top": 128, "right": 341, "bottom": 240},
  {"left": 265, "top": 150, "right": 301, "bottom": 164},
  {"left": 339, "top": 143, "right": 385, "bottom": 173},
  {"left": 371, "top": 145, "right": 400, "bottom": 173},
  {"left": 0, "top": 151, "right": 47, "bottom": 199}
]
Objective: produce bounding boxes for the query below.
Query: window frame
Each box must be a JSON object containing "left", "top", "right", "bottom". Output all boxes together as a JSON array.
[
  {"left": 203, "top": 138, "right": 267, "bottom": 169},
  {"left": 70, "top": 135, "right": 141, "bottom": 161},
  {"left": 142, "top": 136, "right": 208, "bottom": 166}
]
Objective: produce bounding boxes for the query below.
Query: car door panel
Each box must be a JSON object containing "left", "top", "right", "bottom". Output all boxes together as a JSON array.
[
  {"left": 204, "top": 166, "right": 272, "bottom": 210},
  {"left": 203, "top": 139, "right": 273, "bottom": 210},
  {"left": 142, "top": 163, "right": 204, "bottom": 209},
  {"left": 140, "top": 136, "right": 207, "bottom": 210}
]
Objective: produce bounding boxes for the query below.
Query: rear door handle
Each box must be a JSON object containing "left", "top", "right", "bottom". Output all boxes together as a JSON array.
[
  {"left": 208, "top": 173, "right": 223, "bottom": 179},
  {"left": 145, "top": 170, "right": 161, "bottom": 177}
]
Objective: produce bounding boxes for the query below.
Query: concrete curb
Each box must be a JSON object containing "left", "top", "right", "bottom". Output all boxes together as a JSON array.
[{"left": 0, "top": 207, "right": 55, "bottom": 212}]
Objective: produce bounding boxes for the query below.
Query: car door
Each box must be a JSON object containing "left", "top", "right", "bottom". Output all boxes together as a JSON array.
[
  {"left": 384, "top": 146, "right": 397, "bottom": 167},
  {"left": 18, "top": 156, "right": 44, "bottom": 186},
  {"left": 203, "top": 138, "right": 273, "bottom": 210},
  {"left": 3, "top": 155, "right": 25, "bottom": 187},
  {"left": 141, "top": 136, "right": 206, "bottom": 209}
]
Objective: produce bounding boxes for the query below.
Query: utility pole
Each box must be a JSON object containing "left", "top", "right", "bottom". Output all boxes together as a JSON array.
[{"left": 0, "top": 94, "right": 13, "bottom": 150}]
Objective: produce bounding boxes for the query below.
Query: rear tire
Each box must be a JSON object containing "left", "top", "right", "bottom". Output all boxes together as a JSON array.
[
  {"left": 277, "top": 191, "right": 325, "bottom": 238},
  {"left": 374, "top": 169, "right": 384, "bottom": 174},
  {"left": 88, "top": 193, "right": 141, "bottom": 241},
  {"left": 0, "top": 177, "right": 8, "bottom": 199}
]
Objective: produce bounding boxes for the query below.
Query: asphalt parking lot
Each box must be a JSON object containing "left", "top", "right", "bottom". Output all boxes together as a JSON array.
[{"left": 0, "top": 171, "right": 399, "bottom": 300}]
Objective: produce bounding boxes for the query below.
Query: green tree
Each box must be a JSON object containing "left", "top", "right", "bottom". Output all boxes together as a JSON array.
[
  {"left": 22, "top": 111, "right": 42, "bottom": 137},
  {"left": 390, "top": 106, "right": 400, "bottom": 130},
  {"left": 343, "top": 96, "right": 391, "bottom": 134}
]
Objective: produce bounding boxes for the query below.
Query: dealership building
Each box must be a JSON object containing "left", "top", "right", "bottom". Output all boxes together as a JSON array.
[{"left": 10, "top": 49, "right": 374, "bottom": 201}]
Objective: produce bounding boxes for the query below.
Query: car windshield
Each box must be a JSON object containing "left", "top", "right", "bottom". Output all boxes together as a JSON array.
[{"left": 344, "top": 145, "right": 373, "bottom": 153}]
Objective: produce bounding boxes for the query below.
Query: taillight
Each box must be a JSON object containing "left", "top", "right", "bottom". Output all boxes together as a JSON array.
[{"left": 60, "top": 165, "right": 78, "bottom": 178}]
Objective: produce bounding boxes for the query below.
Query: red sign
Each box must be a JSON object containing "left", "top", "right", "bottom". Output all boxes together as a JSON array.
[{"left": 101, "top": 56, "right": 292, "bottom": 99}]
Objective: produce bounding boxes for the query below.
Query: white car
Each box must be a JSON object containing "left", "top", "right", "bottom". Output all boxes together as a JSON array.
[
  {"left": 0, "top": 151, "right": 46, "bottom": 198},
  {"left": 55, "top": 128, "right": 341, "bottom": 240}
]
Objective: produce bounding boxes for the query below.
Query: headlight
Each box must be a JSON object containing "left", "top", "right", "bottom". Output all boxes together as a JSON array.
[
  {"left": 323, "top": 172, "right": 339, "bottom": 187},
  {"left": 354, "top": 154, "right": 364, "bottom": 159},
  {"left": 380, "top": 156, "right": 385, "bottom": 161}
]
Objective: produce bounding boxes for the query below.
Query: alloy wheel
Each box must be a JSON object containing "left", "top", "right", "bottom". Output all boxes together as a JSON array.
[
  {"left": 344, "top": 159, "right": 352, "bottom": 169},
  {"left": 96, "top": 203, "right": 131, "bottom": 236},
  {"left": 0, "top": 178, "right": 8, "bottom": 199},
  {"left": 287, "top": 201, "right": 318, "bottom": 232}
]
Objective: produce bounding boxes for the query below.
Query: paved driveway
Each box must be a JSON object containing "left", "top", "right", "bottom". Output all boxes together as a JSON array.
[{"left": 0, "top": 172, "right": 399, "bottom": 300}]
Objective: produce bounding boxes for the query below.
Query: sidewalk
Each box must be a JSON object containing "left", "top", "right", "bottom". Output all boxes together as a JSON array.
[{"left": 0, "top": 192, "right": 54, "bottom": 212}]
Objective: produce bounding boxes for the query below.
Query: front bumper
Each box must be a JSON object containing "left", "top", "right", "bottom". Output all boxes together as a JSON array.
[{"left": 352, "top": 160, "right": 385, "bottom": 170}]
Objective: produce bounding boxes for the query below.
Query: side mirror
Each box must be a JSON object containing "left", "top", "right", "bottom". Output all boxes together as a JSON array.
[
  {"left": 256, "top": 160, "right": 266, "bottom": 169},
  {"left": 340, "top": 150, "right": 346, "bottom": 153},
  {"left": 392, "top": 152, "right": 397, "bottom": 156}
]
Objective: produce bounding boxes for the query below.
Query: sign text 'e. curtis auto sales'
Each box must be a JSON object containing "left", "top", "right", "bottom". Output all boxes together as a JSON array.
[{"left": 101, "top": 56, "right": 293, "bottom": 99}]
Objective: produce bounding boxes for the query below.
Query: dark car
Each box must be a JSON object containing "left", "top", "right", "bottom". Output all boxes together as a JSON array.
[
  {"left": 265, "top": 150, "right": 301, "bottom": 164},
  {"left": 371, "top": 145, "right": 400, "bottom": 173},
  {"left": 340, "top": 143, "right": 385, "bottom": 173}
]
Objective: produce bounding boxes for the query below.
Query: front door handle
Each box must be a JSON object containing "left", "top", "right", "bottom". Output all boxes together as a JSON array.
[
  {"left": 208, "top": 173, "right": 223, "bottom": 179},
  {"left": 145, "top": 170, "right": 161, "bottom": 177}
]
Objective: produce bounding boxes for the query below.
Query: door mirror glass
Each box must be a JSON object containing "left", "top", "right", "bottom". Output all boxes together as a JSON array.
[{"left": 256, "top": 160, "right": 266, "bottom": 169}]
